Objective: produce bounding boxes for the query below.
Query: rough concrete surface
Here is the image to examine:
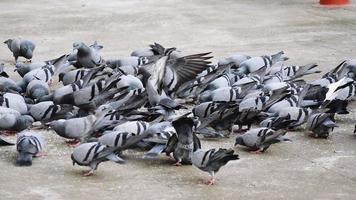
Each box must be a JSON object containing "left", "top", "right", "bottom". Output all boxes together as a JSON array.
[{"left": 0, "top": 0, "right": 356, "bottom": 199}]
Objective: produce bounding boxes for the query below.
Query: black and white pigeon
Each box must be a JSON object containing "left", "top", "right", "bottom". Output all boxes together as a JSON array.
[
  {"left": 4, "top": 38, "right": 35, "bottom": 61},
  {"left": 147, "top": 48, "right": 212, "bottom": 97},
  {"left": 235, "top": 127, "right": 290, "bottom": 153},
  {"left": 16, "top": 132, "right": 45, "bottom": 166},
  {"left": 192, "top": 148, "right": 239, "bottom": 185},
  {"left": 321, "top": 77, "right": 355, "bottom": 114},
  {"left": 306, "top": 112, "right": 337, "bottom": 138},
  {"left": 163, "top": 117, "right": 201, "bottom": 165}
]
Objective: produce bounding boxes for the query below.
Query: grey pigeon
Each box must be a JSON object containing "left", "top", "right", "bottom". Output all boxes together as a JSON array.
[
  {"left": 52, "top": 80, "right": 83, "bottom": 104},
  {"left": 26, "top": 80, "right": 50, "bottom": 100},
  {"left": 50, "top": 115, "right": 96, "bottom": 144},
  {"left": 71, "top": 142, "right": 124, "bottom": 176},
  {"left": 0, "top": 92, "right": 28, "bottom": 114},
  {"left": 73, "top": 41, "right": 104, "bottom": 68},
  {"left": 192, "top": 148, "right": 239, "bottom": 185},
  {"left": 16, "top": 132, "right": 44, "bottom": 166},
  {"left": 235, "top": 127, "right": 290, "bottom": 153},
  {"left": 29, "top": 101, "right": 61, "bottom": 121},
  {"left": 306, "top": 112, "right": 337, "bottom": 138},
  {"left": 111, "top": 121, "right": 149, "bottom": 135},
  {"left": 15, "top": 61, "right": 47, "bottom": 77},
  {"left": 218, "top": 54, "right": 251, "bottom": 69},
  {"left": 0, "top": 65, "right": 22, "bottom": 93},
  {"left": 142, "top": 121, "right": 176, "bottom": 158},
  {"left": 18, "top": 64, "right": 54, "bottom": 90},
  {"left": 0, "top": 107, "right": 34, "bottom": 133},
  {"left": 163, "top": 117, "right": 201, "bottom": 165},
  {"left": 4, "top": 38, "right": 35, "bottom": 61},
  {"left": 237, "top": 51, "right": 288, "bottom": 75},
  {"left": 72, "top": 132, "right": 151, "bottom": 176},
  {"left": 59, "top": 68, "right": 89, "bottom": 85},
  {"left": 98, "top": 132, "right": 135, "bottom": 148}
]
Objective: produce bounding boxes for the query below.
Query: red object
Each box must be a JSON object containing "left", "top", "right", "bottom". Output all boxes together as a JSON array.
[{"left": 320, "top": 0, "right": 349, "bottom": 5}]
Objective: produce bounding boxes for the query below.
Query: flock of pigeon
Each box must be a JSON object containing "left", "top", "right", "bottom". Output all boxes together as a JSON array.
[{"left": 0, "top": 38, "right": 355, "bottom": 185}]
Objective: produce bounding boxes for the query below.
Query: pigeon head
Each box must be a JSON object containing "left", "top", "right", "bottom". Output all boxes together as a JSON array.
[
  {"left": 73, "top": 42, "right": 82, "bottom": 49},
  {"left": 58, "top": 72, "right": 65, "bottom": 82},
  {"left": 14, "top": 115, "right": 34, "bottom": 131},
  {"left": 73, "top": 42, "right": 87, "bottom": 51},
  {"left": 235, "top": 136, "right": 245, "bottom": 146},
  {"left": 3, "top": 39, "right": 12, "bottom": 47},
  {"left": 236, "top": 66, "right": 248, "bottom": 76},
  {"left": 32, "top": 88, "right": 49, "bottom": 100}
]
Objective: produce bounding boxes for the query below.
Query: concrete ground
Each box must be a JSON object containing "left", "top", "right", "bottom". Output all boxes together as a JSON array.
[{"left": 0, "top": 0, "right": 356, "bottom": 199}]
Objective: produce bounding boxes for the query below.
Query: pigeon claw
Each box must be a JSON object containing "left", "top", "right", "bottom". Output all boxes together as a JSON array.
[
  {"left": 173, "top": 162, "right": 182, "bottom": 166},
  {"left": 82, "top": 170, "right": 94, "bottom": 176},
  {"left": 205, "top": 178, "right": 215, "bottom": 186}
]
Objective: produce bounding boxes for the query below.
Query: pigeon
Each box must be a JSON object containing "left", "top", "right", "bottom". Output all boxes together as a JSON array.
[
  {"left": 237, "top": 51, "right": 288, "bottom": 75},
  {"left": 0, "top": 65, "right": 22, "bottom": 93},
  {"left": 106, "top": 57, "right": 148, "bottom": 68},
  {"left": 0, "top": 107, "right": 34, "bottom": 133},
  {"left": 15, "top": 61, "right": 47, "bottom": 77},
  {"left": 16, "top": 132, "right": 45, "bottom": 166},
  {"left": 306, "top": 112, "right": 338, "bottom": 138},
  {"left": 0, "top": 92, "right": 28, "bottom": 114},
  {"left": 163, "top": 117, "right": 201, "bottom": 165},
  {"left": 71, "top": 142, "right": 125, "bottom": 176},
  {"left": 73, "top": 41, "right": 104, "bottom": 68},
  {"left": 59, "top": 68, "right": 89, "bottom": 85},
  {"left": 218, "top": 54, "right": 251, "bottom": 69},
  {"left": 29, "top": 101, "right": 61, "bottom": 121},
  {"left": 4, "top": 38, "right": 35, "bottom": 61},
  {"left": 192, "top": 148, "right": 239, "bottom": 185},
  {"left": 18, "top": 65, "right": 54, "bottom": 90},
  {"left": 98, "top": 132, "right": 135, "bottom": 148},
  {"left": 147, "top": 49, "right": 212, "bottom": 97},
  {"left": 142, "top": 121, "right": 176, "bottom": 158},
  {"left": 235, "top": 127, "right": 290, "bottom": 153},
  {"left": 111, "top": 121, "right": 149, "bottom": 135},
  {"left": 50, "top": 115, "right": 96, "bottom": 144},
  {"left": 321, "top": 77, "right": 355, "bottom": 114},
  {"left": 72, "top": 132, "right": 151, "bottom": 176},
  {"left": 261, "top": 107, "right": 311, "bottom": 129},
  {"left": 52, "top": 80, "right": 84, "bottom": 104},
  {"left": 61, "top": 79, "right": 106, "bottom": 106},
  {"left": 26, "top": 80, "right": 50, "bottom": 100}
]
